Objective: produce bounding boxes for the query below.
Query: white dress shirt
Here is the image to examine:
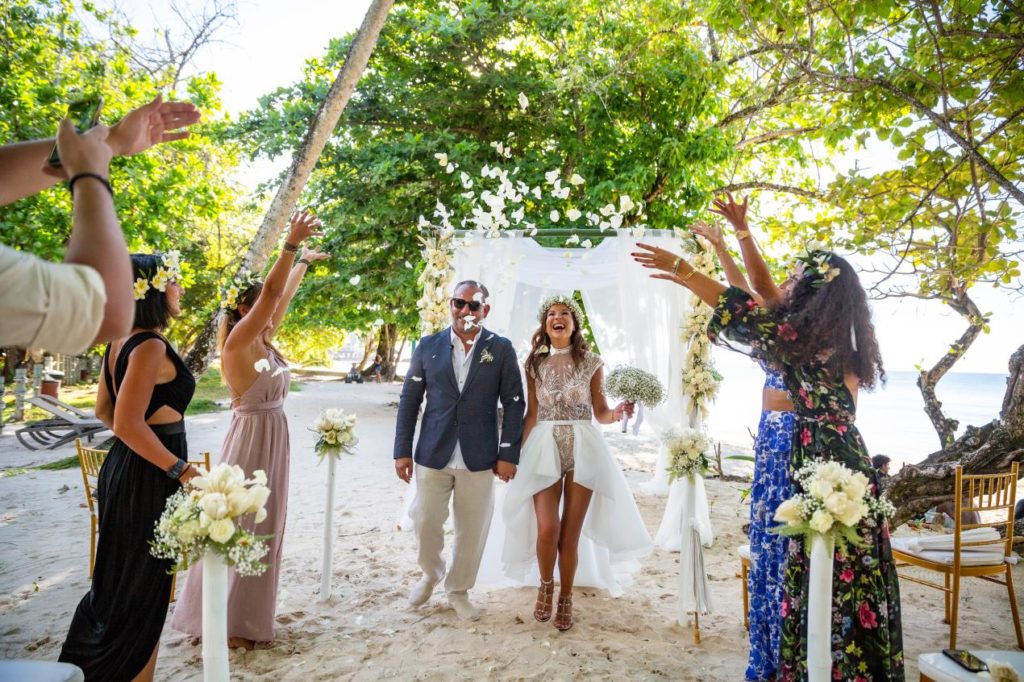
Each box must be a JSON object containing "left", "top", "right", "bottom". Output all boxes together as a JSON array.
[{"left": 446, "top": 326, "right": 481, "bottom": 469}]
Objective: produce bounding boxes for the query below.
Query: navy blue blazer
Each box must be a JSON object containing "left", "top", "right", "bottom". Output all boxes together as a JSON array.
[{"left": 393, "top": 327, "right": 525, "bottom": 471}]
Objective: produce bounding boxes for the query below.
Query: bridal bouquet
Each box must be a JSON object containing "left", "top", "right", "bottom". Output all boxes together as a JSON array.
[
  {"left": 150, "top": 464, "right": 271, "bottom": 576},
  {"left": 773, "top": 459, "right": 894, "bottom": 550},
  {"left": 663, "top": 427, "right": 711, "bottom": 482},
  {"left": 604, "top": 367, "right": 665, "bottom": 407},
  {"left": 312, "top": 408, "right": 358, "bottom": 460}
]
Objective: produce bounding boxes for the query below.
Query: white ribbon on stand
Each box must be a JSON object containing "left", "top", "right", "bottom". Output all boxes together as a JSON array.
[
  {"left": 677, "top": 473, "right": 713, "bottom": 643},
  {"left": 806, "top": 533, "right": 834, "bottom": 682},
  {"left": 201, "top": 552, "right": 229, "bottom": 682},
  {"left": 320, "top": 455, "right": 337, "bottom": 602}
]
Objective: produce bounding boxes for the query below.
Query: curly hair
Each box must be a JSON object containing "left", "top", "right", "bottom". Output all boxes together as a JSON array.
[
  {"left": 525, "top": 302, "right": 589, "bottom": 379},
  {"left": 774, "top": 253, "right": 885, "bottom": 389}
]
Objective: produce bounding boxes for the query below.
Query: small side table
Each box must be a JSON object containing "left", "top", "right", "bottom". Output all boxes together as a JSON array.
[{"left": 919, "top": 650, "right": 1024, "bottom": 681}]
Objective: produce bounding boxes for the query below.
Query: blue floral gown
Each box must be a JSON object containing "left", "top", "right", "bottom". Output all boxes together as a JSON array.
[
  {"left": 746, "top": 362, "right": 795, "bottom": 681},
  {"left": 710, "top": 287, "right": 904, "bottom": 682}
]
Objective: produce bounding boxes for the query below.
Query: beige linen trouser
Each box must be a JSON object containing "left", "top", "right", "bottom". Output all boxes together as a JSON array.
[{"left": 412, "top": 465, "right": 495, "bottom": 596}]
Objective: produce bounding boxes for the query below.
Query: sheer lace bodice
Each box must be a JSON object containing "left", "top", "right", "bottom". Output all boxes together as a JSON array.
[{"left": 528, "top": 348, "right": 603, "bottom": 473}]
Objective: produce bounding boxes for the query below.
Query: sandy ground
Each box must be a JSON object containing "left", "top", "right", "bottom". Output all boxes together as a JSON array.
[{"left": 1, "top": 379, "right": 1021, "bottom": 681}]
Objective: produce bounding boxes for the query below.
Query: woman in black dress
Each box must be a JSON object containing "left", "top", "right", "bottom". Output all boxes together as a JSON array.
[{"left": 60, "top": 253, "right": 196, "bottom": 681}]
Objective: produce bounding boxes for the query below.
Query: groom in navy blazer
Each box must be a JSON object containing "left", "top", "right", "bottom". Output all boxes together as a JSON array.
[{"left": 393, "top": 280, "right": 525, "bottom": 620}]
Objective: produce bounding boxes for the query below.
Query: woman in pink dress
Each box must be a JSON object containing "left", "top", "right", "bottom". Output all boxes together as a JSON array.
[{"left": 172, "top": 210, "right": 326, "bottom": 648}]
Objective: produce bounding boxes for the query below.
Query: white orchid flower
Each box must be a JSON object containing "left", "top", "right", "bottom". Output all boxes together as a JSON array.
[
  {"left": 434, "top": 152, "right": 448, "bottom": 166},
  {"left": 566, "top": 208, "right": 581, "bottom": 222},
  {"left": 544, "top": 169, "right": 560, "bottom": 185},
  {"left": 569, "top": 173, "right": 585, "bottom": 186},
  {"left": 349, "top": 275, "right": 361, "bottom": 286},
  {"left": 550, "top": 210, "right": 560, "bottom": 223},
  {"left": 254, "top": 359, "right": 271, "bottom": 373},
  {"left": 517, "top": 92, "right": 529, "bottom": 110}
]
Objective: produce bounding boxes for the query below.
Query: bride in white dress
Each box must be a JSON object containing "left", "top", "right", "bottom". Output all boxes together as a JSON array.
[{"left": 501, "top": 295, "right": 652, "bottom": 631}]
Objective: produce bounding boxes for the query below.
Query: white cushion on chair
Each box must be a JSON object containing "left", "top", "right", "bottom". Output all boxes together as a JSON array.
[
  {"left": 738, "top": 544, "right": 751, "bottom": 560},
  {"left": 891, "top": 536, "right": 1010, "bottom": 567}
]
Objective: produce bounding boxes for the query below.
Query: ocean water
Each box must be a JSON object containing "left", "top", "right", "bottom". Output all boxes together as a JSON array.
[{"left": 704, "top": 351, "right": 1009, "bottom": 472}]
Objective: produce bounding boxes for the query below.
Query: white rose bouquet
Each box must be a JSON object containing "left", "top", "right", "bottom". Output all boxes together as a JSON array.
[
  {"left": 773, "top": 459, "right": 895, "bottom": 550},
  {"left": 150, "top": 464, "right": 271, "bottom": 576},
  {"left": 663, "top": 427, "right": 711, "bottom": 482},
  {"left": 312, "top": 408, "right": 358, "bottom": 460},
  {"left": 604, "top": 367, "right": 665, "bottom": 407}
]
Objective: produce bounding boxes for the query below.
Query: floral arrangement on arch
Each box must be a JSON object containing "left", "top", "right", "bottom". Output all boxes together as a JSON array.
[
  {"left": 311, "top": 408, "right": 358, "bottom": 461},
  {"left": 150, "top": 464, "right": 271, "bottom": 576},
  {"left": 772, "top": 459, "right": 895, "bottom": 552},
  {"left": 415, "top": 129, "right": 646, "bottom": 331},
  {"left": 678, "top": 240, "right": 721, "bottom": 417},
  {"left": 663, "top": 426, "right": 711, "bottom": 483},
  {"left": 604, "top": 366, "right": 665, "bottom": 407}
]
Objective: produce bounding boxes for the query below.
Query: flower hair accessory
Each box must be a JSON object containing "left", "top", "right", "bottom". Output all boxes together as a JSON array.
[
  {"left": 133, "top": 251, "right": 183, "bottom": 301},
  {"left": 537, "top": 293, "right": 584, "bottom": 324},
  {"left": 221, "top": 268, "right": 263, "bottom": 311},
  {"left": 792, "top": 245, "right": 841, "bottom": 288}
]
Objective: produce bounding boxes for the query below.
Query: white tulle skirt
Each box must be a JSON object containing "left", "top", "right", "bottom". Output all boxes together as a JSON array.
[{"left": 477, "top": 420, "right": 652, "bottom": 597}]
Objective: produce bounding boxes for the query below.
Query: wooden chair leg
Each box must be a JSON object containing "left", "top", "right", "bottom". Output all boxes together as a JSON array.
[
  {"left": 949, "top": 571, "right": 961, "bottom": 650},
  {"left": 943, "top": 572, "right": 950, "bottom": 624},
  {"left": 89, "top": 516, "right": 96, "bottom": 579},
  {"left": 1006, "top": 565, "right": 1024, "bottom": 650},
  {"left": 741, "top": 560, "right": 749, "bottom": 629}
]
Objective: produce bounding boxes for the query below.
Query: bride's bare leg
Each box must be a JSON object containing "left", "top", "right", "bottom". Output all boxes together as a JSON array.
[
  {"left": 533, "top": 480, "right": 563, "bottom": 621},
  {"left": 555, "top": 471, "right": 593, "bottom": 631}
]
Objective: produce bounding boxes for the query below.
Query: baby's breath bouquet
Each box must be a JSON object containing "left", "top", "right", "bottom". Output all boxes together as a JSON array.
[
  {"left": 604, "top": 367, "right": 665, "bottom": 407},
  {"left": 312, "top": 408, "right": 358, "bottom": 460},
  {"left": 150, "top": 464, "right": 271, "bottom": 576},
  {"left": 773, "top": 459, "right": 894, "bottom": 551},
  {"left": 663, "top": 427, "right": 711, "bottom": 482}
]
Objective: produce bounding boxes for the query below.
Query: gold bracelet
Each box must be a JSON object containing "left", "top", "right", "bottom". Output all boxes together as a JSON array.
[
  {"left": 671, "top": 256, "right": 683, "bottom": 276},
  {"left": 736, "top": 230, "right": 752, "bottom": 241},
  {"left": 680, "top": 268, "right": 697, "bottom": 282}
]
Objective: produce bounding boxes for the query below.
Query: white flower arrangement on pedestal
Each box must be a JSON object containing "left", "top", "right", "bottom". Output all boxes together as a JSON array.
[
  {"left": 312, "top": 408, "right": 358, "bottom": 461},
  {"left": 663, "top": 426, "right": 711, "bottom": 483},
  {"left": 773, "top": 459, "right": 894, "bottom": 550},
  {"left": 604, "top": 366, "right": 666, "bottom": 407},
  {"left": 150, "top": 464, "right": 271, "bottom": 576},
  {"left": 416, "top": 228, "right": 456, "bottom": 334}
]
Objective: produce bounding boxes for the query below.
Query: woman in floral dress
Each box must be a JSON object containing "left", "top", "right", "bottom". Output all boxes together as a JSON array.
[
  {"left": 632, "top": 241, "right": 903, "bottom": 681},
  {"left": 695, "top": 195, "right": 796, "bottom": 680}
]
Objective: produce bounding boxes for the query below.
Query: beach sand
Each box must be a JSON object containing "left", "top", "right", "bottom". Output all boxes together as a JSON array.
[{"left": 1, "top": 379, "right": 1020, "bottom": 680}]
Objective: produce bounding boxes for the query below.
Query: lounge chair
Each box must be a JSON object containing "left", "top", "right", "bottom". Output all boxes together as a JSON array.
[{"left": 14, "top": 395, "right": 108, "bottom": 450}]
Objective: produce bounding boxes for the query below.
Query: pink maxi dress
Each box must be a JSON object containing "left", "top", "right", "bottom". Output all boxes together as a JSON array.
[{"left": 171, "top": 351, "right": 291, "bottom": 642}]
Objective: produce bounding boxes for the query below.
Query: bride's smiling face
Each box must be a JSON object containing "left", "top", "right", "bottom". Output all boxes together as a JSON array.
[{"left": 545, "top": 304, "right": 575, "bottom": 344}]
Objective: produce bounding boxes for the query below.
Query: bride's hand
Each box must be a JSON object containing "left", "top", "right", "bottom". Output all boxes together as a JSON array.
[
  {"left": 709, "top": 192, "right": 749, "bottom": 230},
  {"left": 300, "top": 246, "right": 330, "bottom": 262},
  {"left": 631, "top": 242, "right": 684, "bottom": 273},
  {"left": 690, "top": 220, "right": 726, "bottom": 250},
  {"left": 613, "top": 401, "right": 634, "bottom": 420}
]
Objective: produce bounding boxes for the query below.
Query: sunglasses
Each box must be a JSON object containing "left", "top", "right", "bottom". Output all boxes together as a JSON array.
[{"left": 450, "top": 297, "right": 483, "bottom": 312}]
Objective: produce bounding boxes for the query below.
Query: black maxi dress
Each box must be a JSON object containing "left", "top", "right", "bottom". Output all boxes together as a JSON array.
[{"left": 59, "top": 331, "right": 195, "bottom": 680}]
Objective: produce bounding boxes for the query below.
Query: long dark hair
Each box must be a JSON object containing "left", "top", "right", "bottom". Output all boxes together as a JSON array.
[
  {"left": 525, "top": 303, "right": 589, "bottom": 378},
  {"left": 216, "top": 280, "right": 285, "bottom": 362},
  {"left": 131, "top": 253, "right": 173, "bottom": 330},
  {"left": 775, "top": 253, "right": 885, "bottom": 389}
]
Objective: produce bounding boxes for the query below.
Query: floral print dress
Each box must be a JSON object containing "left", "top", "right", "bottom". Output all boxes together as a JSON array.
[
  {"left": 709, "top": 287, "right": 904, "bottom": 682},
  {"left": 746, "top": 362, "right": 796, "bottom": 681}
]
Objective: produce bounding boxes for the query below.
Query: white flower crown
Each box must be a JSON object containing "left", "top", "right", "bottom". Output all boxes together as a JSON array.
[
  {"left": 133, "top": 251, "right": 183, "bottom": 301},
  {"left": 221, "top": 268, "right": 264, "bottom": 311},
  {"left": 537, "top": 294, "right": 584, "bottom": 324}
]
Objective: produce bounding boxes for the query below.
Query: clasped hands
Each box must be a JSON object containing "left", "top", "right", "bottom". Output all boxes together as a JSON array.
[{"left": 393, "top": 457, "right": 518, "bottom": 483}]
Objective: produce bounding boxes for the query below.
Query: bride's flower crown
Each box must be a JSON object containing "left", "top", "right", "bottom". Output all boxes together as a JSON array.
[
  {"left": 133, "top": 251, "right": 183, "bottom": 301},
  {"left": 537, "top": 294, "right": 584, "bottom": 324},
  {"left": 221, "top": 268, "right": 264, "bottom": 311}
]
